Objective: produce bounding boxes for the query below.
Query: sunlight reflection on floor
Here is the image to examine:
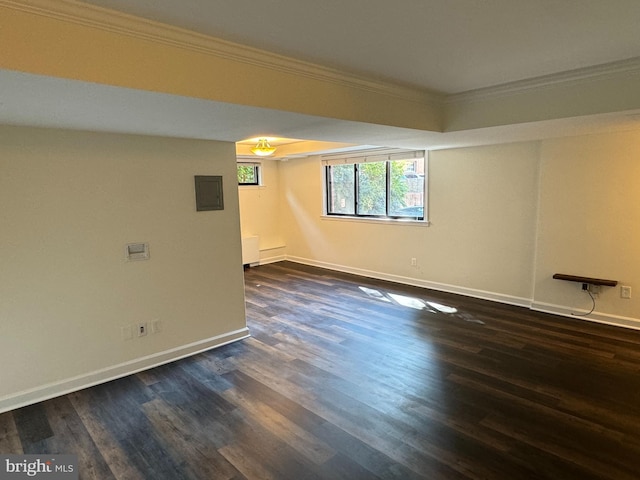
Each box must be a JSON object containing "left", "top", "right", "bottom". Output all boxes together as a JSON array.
[
  {"left": 388, "top": 293, "right": 428, "bottom": 310},
  {"left": 358, "top": 285, "right": 485, "bottom": 325}
]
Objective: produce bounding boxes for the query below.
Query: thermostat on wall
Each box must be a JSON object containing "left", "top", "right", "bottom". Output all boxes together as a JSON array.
[{"left": 125, "top": 242, "right": 149, "bottom": 261}]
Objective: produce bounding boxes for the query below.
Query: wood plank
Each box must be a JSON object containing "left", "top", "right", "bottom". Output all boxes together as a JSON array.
[
  {"left": 3, "top": 261, "right": 640, "bottom": 479},
  {"left": 142, "top": 398, "right": 241, "bottom": 479},
  {"left": 68, "top": 390, "right": 147, "bottom": 480},
  {"left": 12, "top": 403, "right": 53, "bottom": 448},
  {"left": 221, "top": 387, "right": 336, "bottom": 465},
  {"left": 0, "top": 412, "right": 23, "bottom": 454},
  {"left": 42, "top": 396, "right": 116, "bottom": 480}
]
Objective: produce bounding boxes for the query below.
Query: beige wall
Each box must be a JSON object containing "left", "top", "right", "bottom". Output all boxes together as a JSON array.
[
  {"left": 426, "top": 144, "right": 540, "bottom": 299},
  {"left": 238, "top": 159, "right": 286, "bottom": 262},
  {"left": 276, "top": 143, "right": 541, "bottom": 304},
  {"left": 239, "top": 131, "right": 640, "bottom": 328},
  {"left": 0, "top": 2, "right": 440, "bottom": 132},
  {"left": 533, "top": 129, "right": 640, "bottom": 325},
  {"left": 5, "top": 2, "right": 640, "bottom": 137},
  {"left": 445, "top": 73, "right": 640, "bottom": 132},
  {"left": 0, "top": 126, "right": 247, "bottom": 411}
]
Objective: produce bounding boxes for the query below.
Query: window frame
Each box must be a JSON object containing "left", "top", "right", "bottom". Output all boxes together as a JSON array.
[
  {"left": 323, "top": 149, "right": 428, "bottom": 224},
  {"left": 237, "top": 162, "right": 261, "bottom": 186}
]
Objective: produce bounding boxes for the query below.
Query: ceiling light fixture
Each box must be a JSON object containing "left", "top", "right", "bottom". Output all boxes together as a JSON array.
[{"left": 250, "top": 138, "right": 276, "bottom": 157}]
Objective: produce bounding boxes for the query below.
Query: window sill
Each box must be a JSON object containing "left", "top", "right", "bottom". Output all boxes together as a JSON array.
[{"left": 321, "top": 215, "right": 430, "bottom": 227}]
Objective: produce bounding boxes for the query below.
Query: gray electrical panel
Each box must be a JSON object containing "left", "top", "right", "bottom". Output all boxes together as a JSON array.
[{"left": 194, "top": 175, "right": 224, "bottom": 211}]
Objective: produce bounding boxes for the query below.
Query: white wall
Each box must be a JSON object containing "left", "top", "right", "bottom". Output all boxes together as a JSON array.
[
  {"left": 237, "top": 159, "right": 286, "bottom": 263},
  {"left": 533, "top": 129, "right": 640, "bottom": 326},
  {"left": 238, "top": 130, "right": 640, "bottom": 328},
  {"left": 0, "top": 126, "right": 248, "bottom": 411},
  {"left": 278, "top": 143, "right": 541, "bottom": 304}
]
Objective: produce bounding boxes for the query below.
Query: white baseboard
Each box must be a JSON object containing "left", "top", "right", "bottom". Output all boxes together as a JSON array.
[
  {"left": 0, "top": 327, "right": 250, "bottom": 414},
  {"left": 531, "top": 302, "right": 640, "bottom": 331},
  {"left": 258, "top": 253, "right": 287, "bottom": 265},
  {"left": 285, "top": 256, "right": 532, "bottom": 308},
  {"left": 285, "top": 256, "right": 640, "bottom": 330}
]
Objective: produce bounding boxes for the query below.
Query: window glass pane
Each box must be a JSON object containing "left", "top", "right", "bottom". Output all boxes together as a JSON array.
[
  {"left": 357, "top": 162, "right": 386, "bottom": 215},
  {"left": 238, "top": 164, "right": 258, "bottom": 185},
  {"left": 389, "top": 159, "right": 424, "bottom": 218},
  {"left": 328, "top": 164, "right": 355, "bottom": 214},
  {"left": 323, "top": 151, "right": 427, "bottom": 222}
]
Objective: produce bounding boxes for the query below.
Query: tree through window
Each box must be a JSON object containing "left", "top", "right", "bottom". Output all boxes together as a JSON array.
[
  {"left": 237, "top": 163, "right": 260, "bottom": 185},
  {"left": 324, "top": 150, "right": 426, "bottom": 221}
]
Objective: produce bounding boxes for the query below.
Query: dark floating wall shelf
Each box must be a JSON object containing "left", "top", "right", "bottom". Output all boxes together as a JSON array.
[{"left": 552, "top": 273, "right": 618, "bottom": 287}]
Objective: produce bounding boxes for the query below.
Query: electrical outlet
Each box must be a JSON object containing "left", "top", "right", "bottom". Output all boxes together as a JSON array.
[
  {"left": 621, "top": 285, "right": 632, "bottom": 299},
  {"left": 137, "top": 322, "right": 148, "bottom": 337},
  {"left": 411, "top": 257, "right": 417, "bottom": 266}
]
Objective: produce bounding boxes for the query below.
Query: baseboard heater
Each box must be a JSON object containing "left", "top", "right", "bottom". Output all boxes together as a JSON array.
[{"left": 241, "top": 236, "right": 260, "bottom": 266}]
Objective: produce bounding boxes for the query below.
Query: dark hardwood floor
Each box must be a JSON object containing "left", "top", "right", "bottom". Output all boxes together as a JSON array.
[{"left": 2, "top": 261, "right": 640, "bottom": 479}]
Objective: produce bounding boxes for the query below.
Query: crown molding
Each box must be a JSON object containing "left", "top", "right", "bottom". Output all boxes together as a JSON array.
[
  {"left": 447, "top": 57, "right": 640, "bottom": 104},
  {"left": 0, "top": 0, "right": 443, "bottom": 107},
  {"left": 7, "top": 0, "right": 636, "bottom": 116}
]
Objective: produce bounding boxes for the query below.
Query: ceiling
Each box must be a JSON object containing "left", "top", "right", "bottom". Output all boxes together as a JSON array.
[
  {"left": 78, "top": 0, "right": 640, "bottom": 94},
  {"left": 2, "top": 0, "right": 640, "bottom": 155}
]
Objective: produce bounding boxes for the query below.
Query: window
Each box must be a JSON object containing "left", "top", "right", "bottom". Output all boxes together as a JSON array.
[
  {"left": 324, "top": 150, "right": 426, "bottom": 221},
  {"left": 237, "top": 162, "right": 261, "bottom": 186}
]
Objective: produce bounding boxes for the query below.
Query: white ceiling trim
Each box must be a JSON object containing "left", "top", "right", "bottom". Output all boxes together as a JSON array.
[
  {"left": 447, "top": 56, "right": 640, "bottom": 104},
  {"left": 5, "top": 0, "right": 638, "bottom": 114},
  {"left": 0, "top": 0, "right": 442, "bottom": 106}
]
